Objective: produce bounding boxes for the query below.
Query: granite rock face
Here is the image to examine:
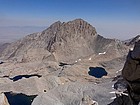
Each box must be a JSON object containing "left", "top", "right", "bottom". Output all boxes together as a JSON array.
[
  {"left": 32, "top": 82, "right": 113, "bottom": 105},
  {"left": 0, "top": 93, "right": 10, "bottom": 105}
]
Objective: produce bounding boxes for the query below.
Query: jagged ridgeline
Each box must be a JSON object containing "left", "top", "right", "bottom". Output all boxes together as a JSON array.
[{"left": 0, "top": 19, "right": 128, "bottom": 63}]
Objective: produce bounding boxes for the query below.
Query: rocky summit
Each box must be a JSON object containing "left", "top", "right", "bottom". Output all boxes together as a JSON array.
[
  {"left": 124, "top": 35, "right": 140, "bottom": 46},
  {"left": 0, "top": 19, "right": 132, "bottom": 105},
  {"left": 0, "top": 19, "right": 128, "bottom": 63}
]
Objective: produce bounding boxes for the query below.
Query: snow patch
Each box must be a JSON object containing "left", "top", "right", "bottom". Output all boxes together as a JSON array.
[
  {"left": 110, "top": 91, "right": 128, "bottom": 97},
  {"left": 75, "top": 61, "right": 77, "bottom": 63},
  {"left": 109, "top": 91, "right": 116, "bottom": 94},
  {"left": 116, "top": 71, "right": 119, "bottom": 73},
  {"left": 116, "top": 69, "right": 122, "bottom": 73},
  {"left": 92, "top": 100, "right": 98, "bottom": 105},
  {"left": 112, "top": 85, "right": 114, "bottom": 88},
  {"left": 98, "top": 52, "right": 106, "bottom": 55},
  {"left": 88, "top": 58, "right": 91, "bottom": 60},
  {"left": 78, "top": 59, "right": 81, "bottom": 61},
  {"left": 110, "top": 97, "right": 116, "bottom": 100},
  {"left": 130, "top": 48, "right": 133, "bottom": 51},
  {"left": 119, "top": 69, "right": 122, "bottom": 71},
  {"left": 94, "top": 83, "right": 97, "bottom": 85}
]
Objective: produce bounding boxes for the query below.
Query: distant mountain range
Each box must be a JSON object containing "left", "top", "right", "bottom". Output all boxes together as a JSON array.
[{"left": 0, "top": 26, "right": 46, "bottom": 42}]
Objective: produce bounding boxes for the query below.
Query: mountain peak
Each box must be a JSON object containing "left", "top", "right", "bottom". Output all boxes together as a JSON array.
[
  {"left": 1, "top": 19, "right": 128, "bottom": 63},
  {"left": 68, "top": 18, "right": 92, "bottom": 27},
  {"left": 50, "top": 21, "right": 62, "bottom": 27},
  {"left": 124, "top": 35, "right": 140, "bottom": 46},
  {"left": 71, "top": 18, "right": 87, "bottom": 22}
]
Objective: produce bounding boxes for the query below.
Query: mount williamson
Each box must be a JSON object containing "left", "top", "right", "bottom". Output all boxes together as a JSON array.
[{"left": 0, "top": 19, "right": 128, "bottom": 63}]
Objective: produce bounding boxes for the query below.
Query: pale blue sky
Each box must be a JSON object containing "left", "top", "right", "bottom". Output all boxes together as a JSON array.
[{"left": 0, "top": 0, "right": 140, "bottom": 40}]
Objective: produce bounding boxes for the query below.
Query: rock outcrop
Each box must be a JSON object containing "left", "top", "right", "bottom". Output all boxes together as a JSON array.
[
  {"left": 109, "top": 40, "right": 140, "bottom": 105},
  {"left": 0, "top": 93, "right": 10, "bottom": 105},
  {"left": 32, "top": 82, "right": 113, "bottom": 105}
]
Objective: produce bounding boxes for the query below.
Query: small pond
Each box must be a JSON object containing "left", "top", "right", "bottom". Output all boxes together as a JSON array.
[
  {"left": 88, "top": 67, "right": 108, "bottom": 78},
  {"left": 5, "top": 92, "right": 37, "bottom": 105},
  {"left": 10, "top": 74, "right": 42, "bottom": 81}
]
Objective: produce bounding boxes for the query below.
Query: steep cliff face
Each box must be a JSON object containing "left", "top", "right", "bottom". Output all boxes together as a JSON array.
[
  {"left": 48, "top": 19, "right": 97, "bottom": 62},
  {"left": 0, "top": 19, "right": 128, "bottom": 63}
]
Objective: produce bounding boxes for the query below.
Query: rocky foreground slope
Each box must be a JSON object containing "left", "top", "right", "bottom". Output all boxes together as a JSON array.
[{"left": 0, "top": 19, "right": 132, "bottom": 105}]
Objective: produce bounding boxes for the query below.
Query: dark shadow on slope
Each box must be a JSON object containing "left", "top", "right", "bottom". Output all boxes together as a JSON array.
[
  {"left": 3, "top": 74, "right": 42, "bottom": 82},
  {"left": 88, "top": 67, "right": 107, "bottom": 78},
  {"left": 59, "top": 62, "right": 74, "bottom": 66},
  {"left": 59, "top": 62, "right": 69, "bottom": 66},
  {"left": 108, "top": 95, "right": 132, "bottom": 105},
  {"left": 4, "top": 92, "right": 37, "bottom": 105}
]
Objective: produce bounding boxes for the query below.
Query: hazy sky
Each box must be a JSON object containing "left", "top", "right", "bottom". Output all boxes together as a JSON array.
[{"left": 0, "top": 0, "right": 140, "bottom": 40}]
